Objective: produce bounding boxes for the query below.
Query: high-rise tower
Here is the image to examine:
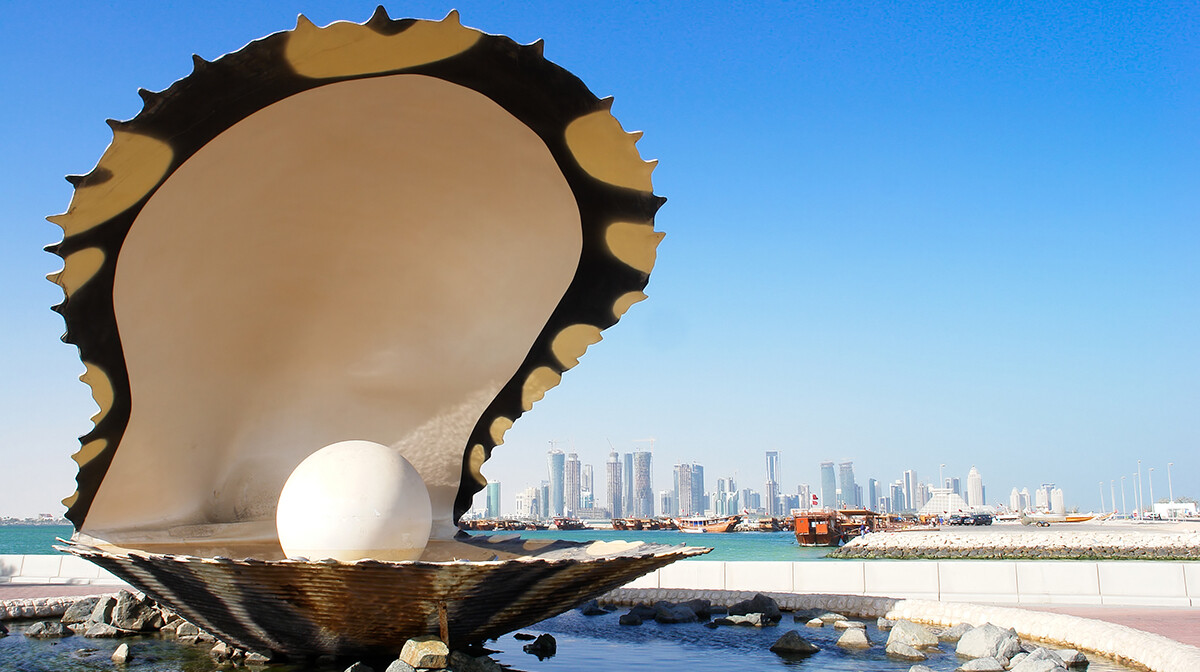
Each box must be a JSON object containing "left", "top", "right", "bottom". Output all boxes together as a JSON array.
[
  {"left": 564, "top": 453, "right": 581, "bottom": 514},
  {"left": 764, "top": 451, "right": 780, "bottom": 516},
  {"left": 606, "top": 451, "right": 623, "bottom": 518},
  {"left": 633, "top": 450, "right": 653, "bottom": 517},
  {"left": 967, "top": 466, "right": 984, "bottom": 507},
  {"left": 819, "top": 461, "right": 836, "bottom": 510},
  {"left": 547, "top": 449, "right": 565, "bottom": 516},
  {"left": 838, "top": 461, "right": 858, "bottom": 508}
]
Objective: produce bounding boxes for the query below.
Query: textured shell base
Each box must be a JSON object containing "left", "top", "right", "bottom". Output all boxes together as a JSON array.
[{"left": 60, "top": 536, "right": 708, "bottom": 659}]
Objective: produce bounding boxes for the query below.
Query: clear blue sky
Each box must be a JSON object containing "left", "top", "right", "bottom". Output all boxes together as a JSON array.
[{"left": 1, "top": 1, "right": 1196, "bottom": 518}]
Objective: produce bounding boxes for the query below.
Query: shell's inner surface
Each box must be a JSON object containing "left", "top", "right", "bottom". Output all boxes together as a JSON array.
[{"left": 85, "top": 74, "right": 581, "bottom": 555}]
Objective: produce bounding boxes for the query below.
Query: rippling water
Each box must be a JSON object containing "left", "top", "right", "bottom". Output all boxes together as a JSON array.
[
  {"left": 0, "top": 526, "right": 74, "bottom": 555},
  {"left": 0, "top": 612, "right": 1136, "bottom": 672}
]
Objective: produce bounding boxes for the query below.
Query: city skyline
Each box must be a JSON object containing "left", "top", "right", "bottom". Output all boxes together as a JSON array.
[
  {"left": 474, "top": 444, "right": 1168, "bottom": 518},
  {"left": 2, "top": 3, "right": 1196, "bottom": 518}
]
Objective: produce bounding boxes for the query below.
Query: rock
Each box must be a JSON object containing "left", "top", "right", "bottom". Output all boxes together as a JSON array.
[
  {"left": 956, "top": 623, "right": 1022, "bottom": 662},
  {"left": 0, "top": 621, "right": 7, "bottom": 636},
  {"left": 384, "top": 660, "right": 415, "bottom": 672},
  {"left": 714, "top": 613, "right": 766, "bottom": 627},
  {"left": 578, "top": 600, "right": 607, "bottom": 616},
  {"left": 512, "top": 632, "right": 536, "bottom": 640},
  {"left": 769, "top": 630, "right": 819, "bottom": 655},
  {"left": 886, "top": 642, "right": 927, "bottom": 660},
  {"left": 887, "top": 620, "right": 939, "bottom": 650},
  {"left": 1009, "top": 658, "right": 1067, "bottom": 672},
  {"left": 111, "top": 643, "right": 132, "bottom": 664},
  {"left": 805, "top": 618, "right": 823, "bottom": 627},
  {"left": 836, "top": 627, "right": 871, "bottom": 649},
  {"left": 522, "top": 633, "right": 556, "bottom": 659},
  {"left": 26, "top": 621, "right": 71, "bottom": 638},
  {"left": 400, "top": 635, "right": 449, "bottom": 668},
  {"left": 729, "top": 593, "right": 782, "bottom": 622},
  {"left": 83, "top": 621, "right": 136, "bottom": 638},
  {"left": 654, "top": 603, "right": 698, "bottom": 623},
  {"left": 61, "top": 596, "right": 103, "bottom": 624},
  {"left": 678, "top": 598, "right": 712, "bottom": 617},
  {"left": 957, "top": 657, "right": 1005, "bottom": 671},
  {"left": 909, "top": 666, "right": 936, "bottom": 672},
  {"left": 1009, "top": 653, "right": 1029, "bottom": 668},
  {"left": 618, "top": 612, "right": 643, "bottom": 625},
  {"left": 818, "top": 611, "right": 847, "bottom": 623},
  {"left": 877, "top": 617, "right": 896, "bottom": 630},
  {"left": 448, "top": 651, "right": 504, "bottom": 672},
  {"left": 174, "top": 622, "right": 201, "bottom": 638},
  {"left": 1054, "top": 649, "right": 1088, "bottom": 667},
  {"left": 244, "top": 651, "right": 270, "bottom": 665},
  {"left": 833, "top": 619, "right": 865, "bottom": 629},
  {"left": 111, "top": 591, "right": 163, "bottom": 631},
  {"left": 939, "top": 622, "right": 972, "bottom": 642},
  {"left": 629, "top": 604, "right": 658, "bottom": 619},
  {"left": 344, "top": 663, "right": 375, "bottom": 672},
  {"left": 89, "top": 596, "right": 116, "bottom": 624}
]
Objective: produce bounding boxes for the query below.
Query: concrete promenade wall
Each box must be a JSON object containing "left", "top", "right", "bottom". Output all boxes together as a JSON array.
[
  {"left": 5, "top": 553, "right": 1197, "bottom": 606},
  {"left": 622, "top": 560, "right": 1200, "bottom": 607},
  {"left": 0, "top": 554, "right": 125, "bottom": 586}
]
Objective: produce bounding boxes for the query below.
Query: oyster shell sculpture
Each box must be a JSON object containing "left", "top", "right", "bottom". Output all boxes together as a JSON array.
[{"left": 48, "top": 9, "right": 694, "bottom": 660}]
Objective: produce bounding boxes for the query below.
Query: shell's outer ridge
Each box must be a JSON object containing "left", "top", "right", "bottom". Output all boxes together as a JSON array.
[{"left": 49, "top": 11, "right": 663, "bottom": 532}]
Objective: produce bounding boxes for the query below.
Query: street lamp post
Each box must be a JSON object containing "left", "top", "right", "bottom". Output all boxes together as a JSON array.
[
  {"left": 1120, "top": 476, "right": 1127, "bottom": 517},
  {"left": 1133, "top": 472, "right": 1141, "bottom": 517},
  {"left": 1148, "top": 467, "right": 1155, "bottom": 512},
  {"left": 1137, "top": 460, "right": 1143, "bottom": 516},
  {"left": 1110, "top": 480, "right": 1116, "bottom": 514},
  {"left": 1099, "top": 482, "right": 1105, "bottom": 513},
  {"left": 1168, "top": 462, "right": 1174, "bottom": 503},
  {"left": 940, "top": 464, "right": 945, "bottom": 488}
]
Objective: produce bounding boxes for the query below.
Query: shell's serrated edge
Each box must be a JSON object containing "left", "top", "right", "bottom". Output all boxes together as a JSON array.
[{"left": 51, "top": 11, "right": 664, "bottom": 532}]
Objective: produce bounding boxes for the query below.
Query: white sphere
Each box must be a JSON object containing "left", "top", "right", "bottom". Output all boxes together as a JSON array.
[{"left": 276, "top": 440, "right": 432, "bottom": 562}]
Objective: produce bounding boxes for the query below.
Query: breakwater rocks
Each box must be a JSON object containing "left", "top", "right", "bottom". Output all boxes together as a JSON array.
[{"left": 830, "top": 529, "right": 1200, "bottom": 560}]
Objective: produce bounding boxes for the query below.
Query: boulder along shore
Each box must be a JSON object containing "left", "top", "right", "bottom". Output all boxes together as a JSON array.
[{"left": 830, "top": 528, "right": 1200, "bottom": 560}]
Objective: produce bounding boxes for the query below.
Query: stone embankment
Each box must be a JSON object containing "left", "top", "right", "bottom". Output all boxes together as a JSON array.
[{"left": 830, "top": 529, "right": 1200, "bottom": 560}]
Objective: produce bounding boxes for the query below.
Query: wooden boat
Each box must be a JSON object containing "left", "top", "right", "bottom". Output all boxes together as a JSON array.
[
  {"left": 794, "top": 509, "right": 879, "bottom": 546},
  {"left": 552, "top": 517, "right": 586, "bottom": 531},
  {"left": 674, "top": 515, "right": 740, "bottom": 533}
]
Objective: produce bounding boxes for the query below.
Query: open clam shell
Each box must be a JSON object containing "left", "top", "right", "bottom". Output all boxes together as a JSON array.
[
  {"left": 60, "top": 537, "right": 709, "bottom": 659},
  {"left": 48, "top": 9, "right": 664, "bottom": 556}
]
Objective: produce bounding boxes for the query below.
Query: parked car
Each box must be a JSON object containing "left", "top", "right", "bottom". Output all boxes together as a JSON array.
[
  {"left": 970, "top": 513, "right": 993, "bottom": 526},
  {"left": 947, "top": 514, "right": 970, "bottom": 525}
]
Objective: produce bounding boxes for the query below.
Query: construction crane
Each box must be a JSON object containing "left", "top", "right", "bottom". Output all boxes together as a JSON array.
[{"left": 632, "top": 438, "right": 656, "bottom": 452}]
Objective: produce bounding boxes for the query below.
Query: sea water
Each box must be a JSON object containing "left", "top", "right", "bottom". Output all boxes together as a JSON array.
[{"left": 0, "top": 525, "right": 834, "bottom": 561}]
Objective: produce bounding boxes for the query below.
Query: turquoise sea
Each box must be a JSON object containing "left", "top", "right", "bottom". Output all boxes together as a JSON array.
[{"left": 0, "top": 525, "right": 835, "bottom": 561}]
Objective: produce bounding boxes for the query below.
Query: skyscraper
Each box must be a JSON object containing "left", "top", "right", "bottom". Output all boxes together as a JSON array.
[
  {"left": 564, "top": 453, "right": 581, "bottom": 515},
  {"left": 691, "top": 464, "right": 705, "bottom": 514},
  {"left": 606, "top": 451, "right": 623, "bottom": 518},
  {"left": 867, "top": 478, "right": 879, "bottom": 512},
  {"left": 967, "top": 466, "right": 984, "bottom": 507},
  {"left": 1009, "top": 487, "right": 1021, "bottom": 513},
  {"left": 548, "top": 450, "right": 565, "bottom": 516},
  {"left": 946, "top": 477, "right": 961, "bottom": 496},
  {"left": 623, "top": 452, "right": 634, "bottom": 512},
  {"left": 903, "top": 469, "right": 919, "bottom": 510},
  {"left": 764, "top": 451, "right": 780, "bottom": 517},
  {"left": 582, "top": 464, "right": 594, "bottom": 498},
  {"left": 633, "top": 450, "right": 653, "bottom": 517},
  {"left": 540, "top": 481, "right": 550, "bottom": 518},
  {"left": 819, "top": 461, "right": 837, "bottom": 510},
  {"left": 889, "top": 481, "right": 905, "bottom": 513},
  {"left": 798, "top": 483, "right": 813, "bottom": 510},
  {"left": 485, "top": 481, "right": 501, "bottom": 518},
  {"left": 672, "top": 463, "right": 692, "bottom": 516},
  {"left": 838, "top": 461, "right": 858, "bottom": 508}
]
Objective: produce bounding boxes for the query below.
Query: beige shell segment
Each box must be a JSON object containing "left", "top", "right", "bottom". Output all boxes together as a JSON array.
[
  {"left": 605, "top": 221, "right": 663, "bottom": 273},
  {"left": 47, "top": 132, "right": 173, "bottom": 237},
  {"left": 564, "top": 110, "right": 656, "bottom": 191},
  {"left": 550, "top": 324, "right": 603, "bottom": 369},
  {"left": 488, "top": 416, "right": 514, "bottom": 446},
  {"left": 71, "top": 439, "right": 108, "bottom": 468},
  {"left": 521, "top": 366, "right": 562, "bottom": 412},
  {"left": 79, "top": 363, "right": 114, "bottom": 424},
  {"left": 467, "top": 444, "right": 487, "bottom": 486},
  {"left": 612, "top": 291, "right": 649, "bottom": 320},
  {"left": 48, "top": 248, "right": 106, "bottom": 298},
  {"left": 285, "top": 12, "right": 480, "bottom": 79}
]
